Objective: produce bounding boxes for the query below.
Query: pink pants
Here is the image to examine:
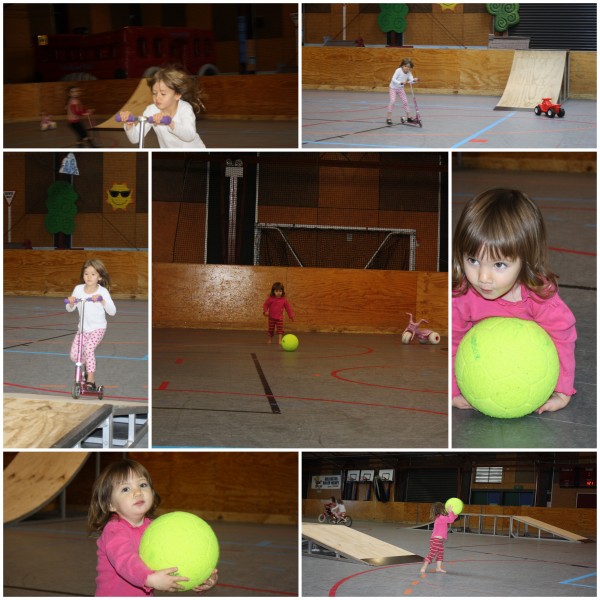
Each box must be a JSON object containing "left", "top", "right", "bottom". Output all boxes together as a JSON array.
[
  {"left": 388, "top": 86, "right": 410, "bottom": 114},
  {"left": 268, "top": 318, "right": 284, "bottom": 337},
  {"left": 70, "top": 328, "right": 105, "bottom": 374},
  {"left": 424, "top": 537, "right": 445, "bottom": 563}
]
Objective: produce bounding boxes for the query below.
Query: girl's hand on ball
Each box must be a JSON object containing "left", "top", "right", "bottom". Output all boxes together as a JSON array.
[
  {"left": 192, "top": 569, "right": 219, "bottom": 594},
  {"left": 452, "top": 394, "right": 474, "bottom": 409},
  {"left": 146, "top": 567, "right": 189, "bottom": 592},
  {"left": 536, "top": 392, "right": 571, "bottom": 414}
]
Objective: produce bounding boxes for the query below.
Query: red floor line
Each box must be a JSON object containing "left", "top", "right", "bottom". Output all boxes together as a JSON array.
[
  {"left": 4, "top": 381, "right": 148, "bottom": 402},
  {"left": 549, "top": 246, "right": 596, "bottom": 256},
  {"left": 217, "top": 582, "right": 297, "bottom": 596},
  {"left": 153, "top": 386, "right": 447, "bottom": 416}
]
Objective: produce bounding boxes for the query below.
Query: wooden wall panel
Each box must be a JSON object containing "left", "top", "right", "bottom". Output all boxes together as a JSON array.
[
  {"left": 152, "top": 202, "right": 180, "bottom": 263},
  {"left": 458, "top": 152, "right": 597, "bottom": 173},
  {"left": 4, "top": 74, "right": 298, "bottom": 122},
  {"left": 153, "top": 263, "right": 448, "bottom": 334},
  {"left": 302, "top": 47, "right": 596, "bottom": 99},
  {"left": 4, "top": 250, "right": 148, "bottom": 299},
  {"left": 302, "top": 499, "right": 595, "bottom": 537}
]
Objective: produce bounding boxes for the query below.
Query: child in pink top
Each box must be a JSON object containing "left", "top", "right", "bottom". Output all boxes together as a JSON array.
[
  {"left": 452, "top": 188, "right": 576, "bottom": 414},
  {"left": 420, "top": 502, "right": 457, "bottom": 573},
  {"left": 263, "top": 281, "right": 294, "bottom": 345},
  {"left": 89, "top": 459, "right": 218, "bottom": 597}
]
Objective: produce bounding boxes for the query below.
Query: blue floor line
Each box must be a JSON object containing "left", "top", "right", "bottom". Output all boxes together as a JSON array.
[
  {"left": 451, "top": 112, "right": 516, "bottom": 148},
  {"left": 4, "top": 349, "right": 147, "bottom": 360}
]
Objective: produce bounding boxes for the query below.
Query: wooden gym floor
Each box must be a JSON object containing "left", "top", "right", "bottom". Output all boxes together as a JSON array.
[
  {"left": 451, "top": 166, "right": 596, "bottom": 449},
  {"left": 152, "top": 329, "right": 448, "bottom": 449},
  {"left": 302, "top": 520, "right": 597, "bottom": 597},
  {"left": 3, "top": 118, "right": 299, "bottom": 150},
  {"left": 302, "top": 91, "right": 597, "bottom": 149},
  {"left": 3, "top": 296, "right": 149, "bottom": 447},
  {"left": 4, "top": 517, "right": 298, "bottom": 597}
]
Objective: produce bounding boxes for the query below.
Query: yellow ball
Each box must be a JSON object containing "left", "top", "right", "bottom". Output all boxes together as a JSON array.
[
  {"left": 445, "top": 497, "right": 464, "bottom": 515},
  {"left": 281, "top": 334, "right": 299, "bottom": 352}
]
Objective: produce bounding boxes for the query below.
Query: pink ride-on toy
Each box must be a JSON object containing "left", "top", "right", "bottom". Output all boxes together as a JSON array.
[{"left": 402, "top": 313, "right": 440, "bottom": 345}]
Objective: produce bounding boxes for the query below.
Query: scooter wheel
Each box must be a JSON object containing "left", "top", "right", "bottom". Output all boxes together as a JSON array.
[
  {"left": 72, "top": 382, "right": 81, "bottom": 399},
  {"left": 97, "top": 385, "right": 104, "bottom": 400}
]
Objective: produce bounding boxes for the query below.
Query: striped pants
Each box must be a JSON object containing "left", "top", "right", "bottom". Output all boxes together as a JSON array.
[
  {"left": 268, "top": 318, "right": 285, "bottom": 338},
  {"left": 424, "top": 536, "right": 445, "bottom": 563},
  {"left": 388, "top": 86, "right": 410, "bottom": 115}
]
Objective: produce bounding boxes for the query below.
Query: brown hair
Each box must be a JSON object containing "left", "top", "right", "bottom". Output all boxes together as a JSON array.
[
  {"left": 400, "top": 58, "right": 414, "bottom": 68},
  {"left": 452, "top": 188, "right": 558, "bottom": 299},
  {"left": 270, "top": 281, "right": 285, "bottom": 297},
  {"left": 80, "top": 259, "right": 111, "bottom": 291},
  {"left": 88, "top": 459, "right": 160, "bottom": 533},
  {"left": 147, "top": 65, "right": 206, "bottom": 115},
  {"left": 430, "top": 501, "right": 448, "bottom": 520}
]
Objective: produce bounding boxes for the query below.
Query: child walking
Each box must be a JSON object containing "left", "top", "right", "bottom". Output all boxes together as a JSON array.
[
  {"left": 386, "top": 58, "right": 419, "bottom": 125},
  {"left": 66, "top": 86, "right": 97, "bottom": 147},
  {"left": 420, "top": 502, "right": 457, "bottom": 574},
  {"left": 263, "top": 282, "right": 294, "bottom": 344},
  {"left": 452, "top": 188, "right": 577, "bottom": 413},
  {"left": 89, "top": 458, "right": 218, "bottom": 596},
  {"left": 120, "top": 65, "right": 206, "bottom": 148},
  {"left": 66, "top": 259, "right": 116, "bottom": 391}
]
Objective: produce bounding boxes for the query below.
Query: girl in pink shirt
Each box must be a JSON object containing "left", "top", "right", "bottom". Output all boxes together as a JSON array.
[
  {"left": 88, "top": 459, "right": 218, "bottom": 597},
  {"left": 452, "top": 189, "right": 576, "bottom": 414},
  {"left": 420, "top": 502, "right": 457, "bottom": 573},
  {"left": 263, "top": 282, "right": 295, "bottom": 345}
]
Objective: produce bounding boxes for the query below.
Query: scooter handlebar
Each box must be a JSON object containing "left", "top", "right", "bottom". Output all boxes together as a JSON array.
[
  {"left": 64, "top": 297, "right": 103, "bottom": 304},
  {"left": 116, "top": 114, "right": 171, "bottom": 125}
]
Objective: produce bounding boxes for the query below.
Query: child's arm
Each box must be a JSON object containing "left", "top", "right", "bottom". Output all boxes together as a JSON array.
[
  {"left": 98, "top": 289, "right": 117, "bottom": 316},
  {"left": 166, "top": 102, "right": 199, "bottom": 143},
  {"left": 263, "top": 297, "right": 271, "bottom": 317},
  {"left": 451, "top": 298, "right": 472, "bottom": 404},
  {"left": 284, "top": 300, "right": 294, "bottom": 321},
  {"left": 191, "top": 568, "right": 218, "bottom": 594}
]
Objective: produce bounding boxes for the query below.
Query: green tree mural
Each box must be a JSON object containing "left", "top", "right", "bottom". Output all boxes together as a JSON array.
[{"left": 487, "top": 3, "right": 521, "bottom": 33}]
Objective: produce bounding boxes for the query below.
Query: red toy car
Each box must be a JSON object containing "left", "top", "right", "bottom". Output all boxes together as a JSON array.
[{"left": 534, "top": 98, "right": 565, "bottom": 118}]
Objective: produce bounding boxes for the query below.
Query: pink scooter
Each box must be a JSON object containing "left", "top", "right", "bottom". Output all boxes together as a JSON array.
[
  {"left": 402, "top": 312, "right": 440, "bottom": 344},
  {"left": 115, "top": 114, "right": 172, "bottom": 148},
  {"left": 65, "top": 297, "right": 104, "bottom": 399}
]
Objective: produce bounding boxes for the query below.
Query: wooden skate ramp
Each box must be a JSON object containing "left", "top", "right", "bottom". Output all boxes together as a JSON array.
[
  {"left": 495, "top": 50, "right": 568, "bottom": 110},
  {"left": 303, "top": 523, "right": 421, "bottom": 566},
  {"left": 96, "top": 78, "right": 152, "bottom": 128},
  {"left": 4, "top": 452, "right": 89, "bottom": 524},
  {"left": 512, "top": 516, "right": 590, "bottom": 542}
]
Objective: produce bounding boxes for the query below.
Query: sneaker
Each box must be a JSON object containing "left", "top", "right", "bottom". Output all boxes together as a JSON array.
[
  {"left": 85, "top": 382, "right": 97, "bottom": 391},
  {"left": 386, "top": 119, "right": 393, "bottom": 125},
  {"left": 407, "top": 117, "right": 416, "bottom": 123}
]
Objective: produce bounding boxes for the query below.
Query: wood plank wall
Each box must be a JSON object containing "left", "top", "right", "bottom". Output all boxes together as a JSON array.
[
  {"left": 153, "top": 263, "right": 448, "bottom": 335},
  {"left": 458, "top": 152, "right": 597, "bottom": 173},
  {"left": 3, "top": 74, "right": 298, "bottom": 122},
  {"left": 4, "top": 250, "right": 148, "bottom": 299},
  {"left": 302, "top": 47, "right": 596, "bottom": 99},
  {"left": 302, "top": 499, "right": 595, "bottom": 537}
]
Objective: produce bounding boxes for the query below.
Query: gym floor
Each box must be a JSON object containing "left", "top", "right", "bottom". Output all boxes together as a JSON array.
[
  {"left": 4, "top": 517, "right": 298, "bottom": 597},
  {"left": 3, "top": 118, "right": 299, "bottom": 150},
  {"left": 301, "top": 91, "right": 597, "bottom": 149},
  {"left": 151, "top": 329, "right": 448, "bottom": 449},
  {"left": 3, "top": 296, "right": 149, "bottom": 446},
  {"left": 302, "top": 520, "right": 597, "bottom": 597},
  {"left": 451, "top": 166, "right": 596, "bottom": 449}
]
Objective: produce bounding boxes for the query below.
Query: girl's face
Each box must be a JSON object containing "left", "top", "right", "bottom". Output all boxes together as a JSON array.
[
  {"left": 109, "top": 471, "right": 154, "bottom": 527},
  {"left": 463, "top": 252, "right": 522, "bottom": 300},
  {"left": 401, "top": 64, "right": 411, "bottom": 74},
  {"left": 83, "top": 266, "right": 101, "bottom": 288},
  {"left": 152, "top": 81, "right": 181, "bottom": 113},
  {"left": 274, "top": 288, "right": 283, "bottom": 297}
]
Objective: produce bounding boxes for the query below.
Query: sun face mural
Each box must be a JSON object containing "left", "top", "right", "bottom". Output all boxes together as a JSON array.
[{"left": 107, "top": 183, "right": 134, "bottom": 210}]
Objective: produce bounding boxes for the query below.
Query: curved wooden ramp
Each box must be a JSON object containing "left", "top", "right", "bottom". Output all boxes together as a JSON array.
[
  {"left": 96, "top": 78, "right": 152, "bottom": 128},
  {"left": 303, "top": 523, "right": 421, "bottom": 566},
  {"left": 4, "top": 452, "right": 89, "bottom": 525},
  {"left": 495, "top": 50, "right": 568, "bottom": 110}
]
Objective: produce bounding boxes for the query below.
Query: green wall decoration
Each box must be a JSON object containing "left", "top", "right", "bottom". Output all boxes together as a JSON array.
[
  {"left": 486, "top": 4, "right": 521, "bottom": 33},
  {"left": 45, "top": 180, "right": 78, "bottom": 236},
  {"left": 378, "top": 4, "right": 409, "bottom": 34}
]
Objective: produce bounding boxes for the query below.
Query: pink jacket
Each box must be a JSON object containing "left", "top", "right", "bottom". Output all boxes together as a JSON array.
[
  {"left": 431, "top": 511, "right": 457, "bottom": 539},
  {"left": 452, "top": 285, "right": 576, "bottom": 398},
  {"left": 263, "top": 296, "right": 294, "bottom": 321},
  {"left": 95, "top": 516, "right": 154, "bottom": 597}
]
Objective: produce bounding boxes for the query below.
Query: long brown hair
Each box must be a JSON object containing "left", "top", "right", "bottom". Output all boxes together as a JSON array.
[
  {"left": 452, "top": 188, "right": 558, "bottom": 299},
  {"left": 80, "top": 259, "right": 112, "bottom": 291},
  {"left": 147, "top": 65, "right": 206, "bottom": 115},
  {"left": 430, "top": 501, "right": 447, "bottom": 520},
  {"left": 88, "top": 459, "right": 160, "bottom": 533}
]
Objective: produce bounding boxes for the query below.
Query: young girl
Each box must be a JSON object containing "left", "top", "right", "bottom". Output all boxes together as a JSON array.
[
  {"left": 89, "top": 458, "right": 218, "bottom": 596},
  {"left": 66, "top": 86, "right": 97, "bottom": 147},
  {"left": 420, "top": 502, "right": 457, "bottom": 574},
  {"left": 386, "top": 58, "right": 419, "bottom": 125},
  {"left": 452, "top": 188, "right": 577, "bottom": 414},
  {"left": 263, "top": 282, "right": 294, "bottom": 344},
  {"left": 66, "top": 259, "right": 116, "bottom": 391},
  {"left": 120, "top": 65, "right": 206, "bottom": 148}
]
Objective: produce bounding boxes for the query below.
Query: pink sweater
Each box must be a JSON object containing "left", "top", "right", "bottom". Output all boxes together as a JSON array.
[
  {"left": 263, "top": 296, "right": 294, "bottom": 321},
  {"left": 95, "top": 516, "right": 154, "bottom": 597},
  {"left": 452, "top": 285, "right": 577, "bottom": 398},
  {"left": 431, "top": 511, "right": 457, "bottom": 539}
]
